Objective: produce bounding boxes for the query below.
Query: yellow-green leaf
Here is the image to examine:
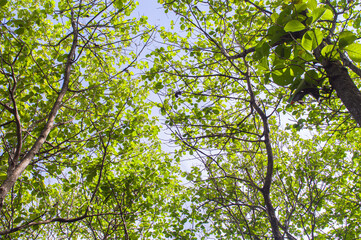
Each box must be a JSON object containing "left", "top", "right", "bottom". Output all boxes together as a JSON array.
[
  {"left": 345, "top": 43, "right": 361, "bottom": 62},
  {"left": 339, "top": 31, "right": 357, "bottom": 49},
  {"left": 284, "top": 20, "right": 306, "bottom": 32},
  {"left": 321, "top": 9, "right": 334, "bottom": 21}
]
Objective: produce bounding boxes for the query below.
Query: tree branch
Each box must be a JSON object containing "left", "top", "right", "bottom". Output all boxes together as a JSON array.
[{"left": 0, "top": 8, "right": 78, "bottom": 209}]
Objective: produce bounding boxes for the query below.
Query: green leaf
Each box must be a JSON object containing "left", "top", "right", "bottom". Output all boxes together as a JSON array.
[
  {"left": 344, "top": 43, "right": 361, "bottom": 62},
  {"left": 0, "top": 172, "right": 7, "bottom": 180},
  {"left": 307, "top": 0, "right": 317, "bottom": 11},
  {"left": 114, "top": 0, "right": 123, "bottom": 10},
  {"left": 321, "top": 44, "right": 339, "bottom": 60},
  {"left": 268, "top": 25, "right": 286, "bottom": 44},
  {"left": 14, "top": 27, "right": 25, "bottom": 35},
  {"left": 301, "top": 31, "right": 314, "bottom": 51},
  {"left": 275, "top": 44, "right": 291, "bottom": 58},
  {"left": 154, "top": 82, "right": 164, "bottom": 90},
  {"left": 13, "top": 217, "right": 24, "bottom": 224},
  {"left": 304, "top": 70, "right": 319, "bottom": 85},
  {"left": 284, "top": 20, "right": 306, "bottom": 32},
  {"left": 253, "top": 41, "right": 270, "bottom": 60},
  {"left": 0, "top": 0, "right": 7, "bottom": 7},
  {"left": 272, "top": 66, "right": 294, "bottom": 86},
  {"left": 339, "top": 31, "right": 357, "bottom": 49},
  {"left": 310, "top": 8, "right": 326, "bottom": 23},
  {"left": 301, "top": 29, "right": 323, "bottom": 51},
  {"left": 321, "top": 9, "right": 334, "bottom": 21}
]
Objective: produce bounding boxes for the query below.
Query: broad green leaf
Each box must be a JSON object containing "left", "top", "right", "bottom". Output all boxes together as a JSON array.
[
  {"left": 0, "top": 172, "right": 7, "bottom": 180},
  {"left": 345, "top": 43, "right": 361, "bottom": 62},
  {"left": 339, "top": 31, "right": 357, "bottom": 49},
  {"left": 253, "top": 41, "right": 270, "bottom": 60},
  {"left": 301, "top": 29, "right": 323, "bottom": 51},
  {"left": 321, "top": 44, "right": 339, "bottom": 59},
  {"left": 294, "top": 3, "right": 307, "bottom": 12},
  {"left": 310, "top": 7, "right": 326, "bottom": 23},
  {"left": 275, "top": 44, "right": 291, "bottom": 58},
  {"left": 301, "top": 31, "right": 314, "bottom": 51},
  {"left": 313, "top": 29, "right": 323, "bottom": 46},
  {"left": 321, "top": 9, "right": 334, "bottom": 21},
  {"left": 268, "top": 24, "right": 286, "bottom": 44},
  {"left": 307, "top": 0, "right": 317, "bottom": 11},
  {"left": 272, "top": 66, "right": 294, "bottom": 86},
  {"left": 284, "top": 20, "right": 306, "bottom": 32},
  {"left": 304, "top": 70, "right": 320, "bottom": 85}
]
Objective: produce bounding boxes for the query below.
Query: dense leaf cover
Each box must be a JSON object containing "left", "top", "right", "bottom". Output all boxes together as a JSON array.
[
  {"left": 1, "top": 0, "right": 361, "bottom": 239},
  {"left": 0, "top": 0, "right": 182, "bottom": 239},
  {"left": 147, "top": 0, "right": 361, "bottom": 239}
]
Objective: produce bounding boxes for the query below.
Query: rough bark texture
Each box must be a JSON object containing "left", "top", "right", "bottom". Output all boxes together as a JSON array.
[
  {"left": 313, "top": 42, "right": 361, "bottom": 126},
  {"left": 324, "top": 61, "right": 361, "bottom": 126}
]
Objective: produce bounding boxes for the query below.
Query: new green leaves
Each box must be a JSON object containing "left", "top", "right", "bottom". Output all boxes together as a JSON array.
[
  {"left": 319, "top": 31, "right": 361, "bottom": 62},
  {"left": 284, "top": 20, "right": 306, "bottom": 32},
  {"left": 301, "top": 29, "right": 323, "bottom": 51},
  {"left": 339, "top": 31, "right": 357, "bottom": 49},
  {"left": 345, "top": 44, "right": 361, "bottom": 62}
]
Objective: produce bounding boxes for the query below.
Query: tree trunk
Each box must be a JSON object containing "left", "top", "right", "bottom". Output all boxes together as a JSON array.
[
  {"left": 324, "top": 61, "right": 361, "bottom": 126},
  {"left": 314, "top": 44, "right": 361, "bottom": 126}
]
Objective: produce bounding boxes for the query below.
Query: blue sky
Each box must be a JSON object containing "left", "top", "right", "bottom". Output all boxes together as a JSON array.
[{"left": 135, "top": 0, "right": 172, "bottom": 28}]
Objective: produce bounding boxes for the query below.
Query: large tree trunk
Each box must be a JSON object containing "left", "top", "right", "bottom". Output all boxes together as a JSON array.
[
  {"left": 324, "top": 61, "right": 361, "bottom": 126},
  {"left": 314, "top": 44, "right": 361, "bottom": 126}
]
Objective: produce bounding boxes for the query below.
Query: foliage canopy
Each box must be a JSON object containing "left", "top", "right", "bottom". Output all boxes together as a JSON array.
[{"left": 1, "top": 0, "right": 361, "bottom": 239}]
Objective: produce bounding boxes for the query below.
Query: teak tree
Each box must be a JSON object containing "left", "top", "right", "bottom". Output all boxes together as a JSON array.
[
  {"left": 0, "top": 0, "right": 181, "bottom": 238},
  {"left": 148, "top": 0, "right": 361, "bottom": 239}
]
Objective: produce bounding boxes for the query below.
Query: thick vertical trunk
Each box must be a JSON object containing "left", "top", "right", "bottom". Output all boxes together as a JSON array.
[
  {"left": 324, "top": 61, "right": 361, "bottom": 126},
  {"left": 314, "top": 44, "right": 361, "bottom": 126}
]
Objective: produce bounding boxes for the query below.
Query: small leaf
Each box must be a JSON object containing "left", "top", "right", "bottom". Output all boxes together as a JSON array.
[
  {"left": 114, "top": 0, "right": 123, "bottom": 9},
  {"left": 284, "top": 20, "right": 306, "bottom": 32},
  {"left": 271, "top": 12, "right": 278, "bottom": 23},
  {"left": 154, "top": 82, "right": 164, "bottom": 90},
  {"left": 339, "top": 31, "right": 357, "bottom": 49},
  {"left": 14, "top": 217, "right": 24, "bottom": 224},
  {"left": 345, "top": 43, "right": 361, "bottom": 62}
]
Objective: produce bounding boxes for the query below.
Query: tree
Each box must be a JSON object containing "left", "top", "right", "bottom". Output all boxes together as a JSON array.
[
  {"left": 147, "top": 0, "right": 361, "bottom": 239},
  {"left": 0, "top": 0, "right": 181, "bottom": 238}
]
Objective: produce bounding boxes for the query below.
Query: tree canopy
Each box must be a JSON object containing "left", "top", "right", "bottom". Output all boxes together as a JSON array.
[{"left": 1, "top": 0, "right": 361, "bottom": 239}]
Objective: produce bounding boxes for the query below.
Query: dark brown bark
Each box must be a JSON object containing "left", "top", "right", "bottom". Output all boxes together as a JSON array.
[
  {"left": 245, "top": 60, "right": 283, "bottom": 240},
  {"left": 314, "top": 44, "right": 361, "bottom": 126},
  {"left": 324, "top": 61, "right": 361, "bottom": 126}
]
